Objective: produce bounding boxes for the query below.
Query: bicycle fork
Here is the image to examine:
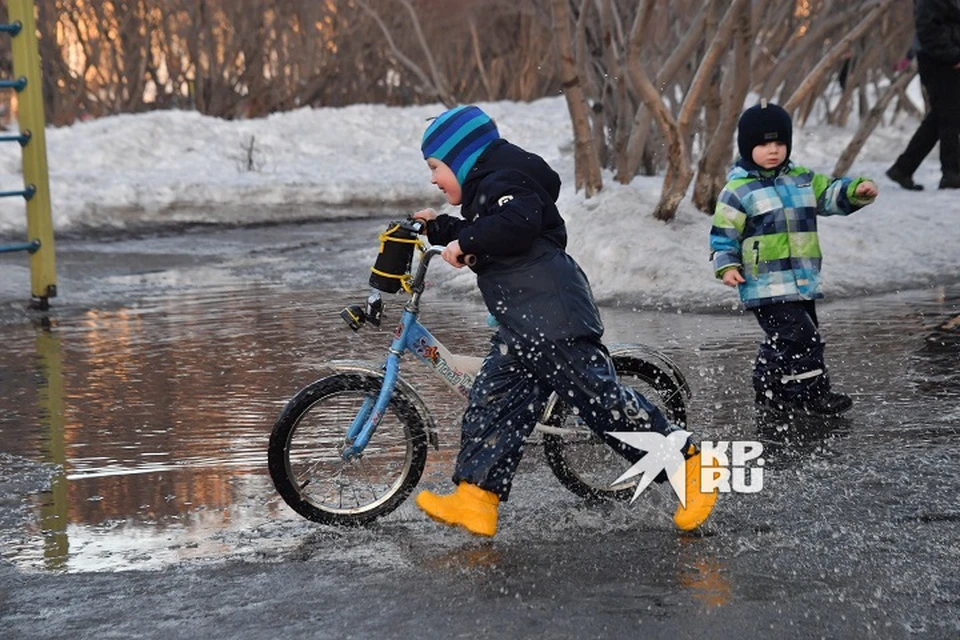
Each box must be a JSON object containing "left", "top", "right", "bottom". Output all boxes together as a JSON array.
[
  {"left": 342, "top": 352, "right": 401, "bottom": 459},
  {"left": 342, "top": 308, "right": 421, "bottom": 459}
]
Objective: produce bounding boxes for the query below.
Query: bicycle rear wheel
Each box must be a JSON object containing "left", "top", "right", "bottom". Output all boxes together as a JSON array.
[
  {"left": 268, "top": 373, "right": 428, "bottom": 526},
  {"left": 542, "top": 355, "right": 687, "bottom": 502}
]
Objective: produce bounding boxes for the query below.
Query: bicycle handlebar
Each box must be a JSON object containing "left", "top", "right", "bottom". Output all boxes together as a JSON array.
[
  {"left": 407, "top": 246, "right": 477, "bottom": 300},
  {"left": 409, "top": 218, "right": 475, "bottom": 267}
]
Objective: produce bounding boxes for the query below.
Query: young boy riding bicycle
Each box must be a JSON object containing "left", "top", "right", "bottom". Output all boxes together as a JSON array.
[{"left": 411, "top": 105, "right": 718, "bottom": 537}]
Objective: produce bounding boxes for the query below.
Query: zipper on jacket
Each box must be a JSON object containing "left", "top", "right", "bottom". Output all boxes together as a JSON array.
[{"left": 752, "top": 240, "right": 760, "bottom": 278}]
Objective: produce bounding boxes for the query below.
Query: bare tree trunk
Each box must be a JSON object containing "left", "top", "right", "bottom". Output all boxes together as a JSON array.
[
  {"left": 675, "top": 0, "right": 744, "bottom": 140},
  {"left": 552, "top": 0, "right": 602, "bottom": 196},
  {"left": 623, "top": 0, "right": 690, "bottom": 220},
  {"left": 758, "top": 6, "right": 847, "bottom": 101},
  {"left": 357, "top": 0, "right": 456, "bottom": 106},
  {"left": 830, "top": 18, "right": 909, "bottom": 126},
  {"left": 655, "top": 0, "right": 747, "bottom": 222},
  {"left": 832, "top": 66, "right": 917, "bottom": 176},
  {"left": 784, "top": 0, "right": 896, "bottom": 116},
  {"left": 750, "top": 1, "right": 795, "bottom": 83},
  {"left": 598, "top": 0, "right": 628, "bottom": 173},
  {"left": 578, "top": 0, "right": 609, "bottom": 169},
  {"left": 468, "top": 16, "right": 494, "bottom": 101},
  {"left": 618, "top": 0, "right": 711, "bottom": 182},
  {"left": 692, "top": 4, "right": 751, "bottom": 213},
  {"left": 832, "top": 44, "right": 884, "bottom": 127}
]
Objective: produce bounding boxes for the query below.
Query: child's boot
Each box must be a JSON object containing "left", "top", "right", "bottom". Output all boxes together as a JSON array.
[
  {"left": 803, "top": 391, "right": 852, "bottom": 416},
  {"left": 415, "top": 482, "right": 499, "bottom": 537},
  {"left": 673, "top": 446, "right": 719, "bottom": 531}
]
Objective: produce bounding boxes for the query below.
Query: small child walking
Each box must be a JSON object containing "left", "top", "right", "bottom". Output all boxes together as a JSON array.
[
  {"left": 710, "top": 101, "right": 878, "bottom": 416},
  {"left": 413, "top": 104, "right": 718, "bottom": 537}
]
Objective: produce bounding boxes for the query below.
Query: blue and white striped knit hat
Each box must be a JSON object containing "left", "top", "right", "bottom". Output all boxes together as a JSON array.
[{"left": 421, "top": 105, "right": 499, "bottom": 185}]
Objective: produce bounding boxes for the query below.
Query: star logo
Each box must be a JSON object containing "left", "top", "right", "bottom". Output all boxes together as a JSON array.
[{"left": 608, "top": 430, "right": 692, "bottom": 506}]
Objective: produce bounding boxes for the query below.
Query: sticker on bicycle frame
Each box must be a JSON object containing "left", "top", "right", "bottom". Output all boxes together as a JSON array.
[
  {"left": 393, "top": 321, "right": 404, "bottom": 339},
  {"left": 414, "top": 336, "right": 474, "bottom": 396},
  {"left": 416, "top": 341, "right": 440, "bottom": 364},
  {"left": 609, "top": 432, "right": 764, "bottom": 505}
]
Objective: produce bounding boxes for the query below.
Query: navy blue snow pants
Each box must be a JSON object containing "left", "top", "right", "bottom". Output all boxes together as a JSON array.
[
  {"left": 452, "top": 331, "right": 682, "bottom": 500},
  {"left": 752, "top": 301, "right": 831, "bottom": 403}
]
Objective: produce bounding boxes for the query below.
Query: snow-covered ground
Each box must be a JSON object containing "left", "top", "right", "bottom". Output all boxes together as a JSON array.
[{"left": 1, "top": 88, "right": 957, "bottom": 310}]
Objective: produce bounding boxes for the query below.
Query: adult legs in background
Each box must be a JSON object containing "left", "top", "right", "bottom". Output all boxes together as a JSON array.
[
  {"left": 919, "top": 57, "right": 960, "bottom": 187},
  {"left": 889, "top": 55, "right": 960, "bottom": 190}
]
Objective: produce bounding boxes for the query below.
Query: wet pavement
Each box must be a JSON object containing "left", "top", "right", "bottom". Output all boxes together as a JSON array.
[{"left": 1, "top": 219, "right": 959, "bottom": 638}]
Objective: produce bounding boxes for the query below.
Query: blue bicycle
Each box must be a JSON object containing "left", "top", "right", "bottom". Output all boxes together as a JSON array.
[{"left": 268, "top": 219, "right": 691, "bottom": 526}]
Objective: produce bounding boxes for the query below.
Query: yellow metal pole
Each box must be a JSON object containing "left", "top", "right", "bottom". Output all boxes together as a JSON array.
[{"left": 8, "top": 0, "right": 56, "bottom": 306}]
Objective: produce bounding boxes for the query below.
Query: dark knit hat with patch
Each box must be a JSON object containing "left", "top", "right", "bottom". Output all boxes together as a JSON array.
[
  {"left": 421, "top": 105, "right": 500, "bottom": 185},
  {"left": 737, "top": 100, "right": 792, "bottom": 161}
]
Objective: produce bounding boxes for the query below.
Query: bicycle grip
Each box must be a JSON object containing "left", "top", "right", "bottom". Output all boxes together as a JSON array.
[{"left": 457, "top": 254, "right": 477, "bottom": 267}]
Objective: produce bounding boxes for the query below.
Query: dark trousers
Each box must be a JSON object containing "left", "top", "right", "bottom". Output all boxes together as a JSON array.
[
  {"left": 892, "top": 54, "right": 960, "bottom": 177},
  {"left": 752, "top": 301, "right": 831, "bottom": 403},
  {"left": 453, "top": 332, "right": 681, "bottom": 500}
]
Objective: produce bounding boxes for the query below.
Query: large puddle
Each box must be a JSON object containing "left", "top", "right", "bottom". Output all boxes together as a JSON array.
[
  {"left": 0, "top": 283, "right": 493, "bottom": 572},
  {"left": 1, "top": 275, "right": 958, "bottom": 573}
]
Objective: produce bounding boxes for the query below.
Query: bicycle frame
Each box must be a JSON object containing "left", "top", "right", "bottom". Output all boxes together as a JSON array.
[
  {"left": 340, "top": 246, "right": 480, "bottom": 458},
  {"left": 338, "top": 245, "right": 692, "bottom": 459}
]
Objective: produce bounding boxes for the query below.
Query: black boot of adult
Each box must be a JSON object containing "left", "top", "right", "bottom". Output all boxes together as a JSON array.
[
  {"left": 886, "top": 166, "right": 924, "bottom": 191},
  {"left": 939, "top": 173, "right": 960, "bottom": 189}
]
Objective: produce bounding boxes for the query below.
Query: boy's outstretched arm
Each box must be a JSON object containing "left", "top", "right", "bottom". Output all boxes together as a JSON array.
[{"left": 812, "top": 173, "right": 878, "bottom": 216}]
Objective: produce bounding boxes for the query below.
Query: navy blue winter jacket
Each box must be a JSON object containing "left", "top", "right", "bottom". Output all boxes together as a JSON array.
[
  {"left": 917, "top": 0, "right": 960, "bottom": 65},
  {"left": 425, "top": 139, "right": 604, "bottom": 343}
]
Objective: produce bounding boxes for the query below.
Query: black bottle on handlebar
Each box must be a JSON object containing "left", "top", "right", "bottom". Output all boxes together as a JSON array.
[{"left": 369, "top": 219, "right": 420, "bottom": 293}]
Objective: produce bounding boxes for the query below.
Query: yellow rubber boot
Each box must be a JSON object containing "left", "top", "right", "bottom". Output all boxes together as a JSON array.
[
  {"left": 673, "top": 451, "right": 719, "bottom": 531},
  {"left": 415, "top": 482, "right": 499, "bottom": 537}
]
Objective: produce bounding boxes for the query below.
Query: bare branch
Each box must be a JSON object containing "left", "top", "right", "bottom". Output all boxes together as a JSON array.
[
  {"left": 832, "top": 66, "right": 917, "bottom": 176},
  {"left": 783, "top": 0, "right": 897, "bottom": 115}
]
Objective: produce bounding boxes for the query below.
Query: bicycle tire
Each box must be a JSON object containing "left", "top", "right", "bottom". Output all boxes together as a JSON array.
[
  {"left": 542, "top": 355, "right": 687, "bottom": 502},
  {"left": 268, "top": 372, "right": 428, "bottom": 526}
]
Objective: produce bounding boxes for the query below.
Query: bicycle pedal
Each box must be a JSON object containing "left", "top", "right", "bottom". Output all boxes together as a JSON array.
[{"left": 340, "top": 304, "right": 366, "bottom": 331}]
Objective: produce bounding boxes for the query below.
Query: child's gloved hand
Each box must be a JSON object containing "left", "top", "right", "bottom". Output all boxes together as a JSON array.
[
  {"left": 855, "top": 181, "right": 878, "bottom": 199},
  {"left": 721, "top": 268, "right": 745, "bottom": 287}
]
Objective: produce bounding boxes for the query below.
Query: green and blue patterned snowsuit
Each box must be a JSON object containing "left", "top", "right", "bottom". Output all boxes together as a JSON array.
[
  {"left": 710, "top": 159, "right": 874, "bottom": 401},
  {"left": 710, "top": 160, "right": 872, "bottom": 307}
]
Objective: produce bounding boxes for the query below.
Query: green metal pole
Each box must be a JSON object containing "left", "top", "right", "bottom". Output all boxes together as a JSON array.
[{"left": 8, "top": 0, "right": 56, "bottom": 307}]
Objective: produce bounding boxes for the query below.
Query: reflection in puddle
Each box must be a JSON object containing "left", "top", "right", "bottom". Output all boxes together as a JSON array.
[
  {"left": 1, "top": 283, "right": 958, "bottom": 573},
  {"left": 2, "top": 285, "right": 485, "bottom": 573}
]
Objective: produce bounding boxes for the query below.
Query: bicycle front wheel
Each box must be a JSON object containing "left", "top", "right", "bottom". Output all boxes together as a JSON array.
[
  {"left": 268, "top": 373, "right": 428, "bottom": 526},
  {"left": 542, "top": 355, "right": 687, "bottom": 502}
]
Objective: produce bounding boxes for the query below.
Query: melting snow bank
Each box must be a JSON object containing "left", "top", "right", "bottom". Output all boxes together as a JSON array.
[{"left": 3, "top": 95, "right": 959, "bottom": 310}]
